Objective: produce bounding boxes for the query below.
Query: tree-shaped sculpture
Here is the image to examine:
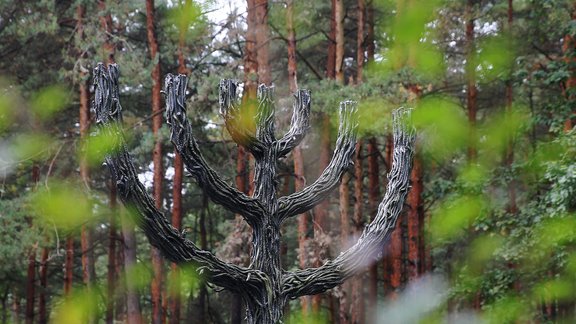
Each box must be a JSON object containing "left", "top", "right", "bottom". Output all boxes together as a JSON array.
[{"left": 94, "top": 63, "right": 415, "bottom": 323}]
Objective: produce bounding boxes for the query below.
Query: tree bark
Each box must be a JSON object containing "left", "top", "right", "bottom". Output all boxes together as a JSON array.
[
  {"left": 146, "top": 1, "right": 164, "bottom": 322},
  {"left": 366, "top": 0, "right": 375, "bottom": 63},
  {"left": 357, "top": 0, "right": 365, "bottom": 83},
  {"left": 335, "top": 0, "right": 345, "bottom": 83},
  {"left": 466, "top": 0, "right": 477, "bottom": 162},
  {"left": 38, "top": 246, "right": 48, "bottom": 324},
  {"left": 107, "top": 184, "right": 117, "bottom": 324},
  {"left": 339, "top": 172, "right": 351, "bottom": 324},
  {"left": 24, "top": 247, "right": 35, "bottom": 324},
  {"left": 122, "top": 212, "right": 143, "bottom": 324},
  {"left": 255, "top": 0, "right": 271, "bottom": 85},
  {"left": 406, "top": 155, "right": 422, "bottom": 280},
  {"left": 64, "top": 236, "right": 74, "bottom": 296},
  {"left": 366, "top": 138, "right": 379, "bottom": 320},
  {"left": 351, "top": 141, "right": 364, "bottom": 324},
  {"left": 327, "top": 0, "right": 337, "bottom": 79}
]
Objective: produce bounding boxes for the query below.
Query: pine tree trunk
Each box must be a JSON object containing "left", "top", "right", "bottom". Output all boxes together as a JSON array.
[
  {"left": 64, "top": 236, "right": 74, "bottom": 296},
  {"left": 466, "top": 0, "right": 477, "bottom": 162},
  {"left": 122, "top": 213, "right": 142, "bottom": 324},
  {"left": 406, "top": 155, "right": 422, "bottom": 280},
  {"left": 339, "top": 173, "right": 351, "bottom": 324},
  {"left": 107, "top": 183, "right": 117, "bottom": 324},
  {"left": 24, "top": 247, "right": 35, "bottom": 324},
  {"left": 351, "top": 141, "right": 364, "bottom": 324},
  {"left": 356, "top": 0, "right": 365, "bottom": 83},
  {"left": 335, "top": 0, "right": 345, "bottom": 83},
  {"left": 146, "top": 1, "right": 164, "bottom": 322},
  {"left": 38, "top": 246, "right": 48, "bottom": 324},
  {"left": 366, "top": 0, "right": 375, "bottom": 62},
  {"left": 367, "top": 138, "right": 379, "bottom": 321},
  {"left": 255, "top": 0, "right": 270, "bottom": 85}
]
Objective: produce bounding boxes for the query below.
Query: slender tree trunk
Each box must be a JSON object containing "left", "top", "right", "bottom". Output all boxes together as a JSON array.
[
  {"left": 351, "top": 141, "right": 364, "bottom": 324},
  {"left": 367, "top": 138, "right": 379, "bottom": 321},
  {"left": 335, "top": 0, "right": 345, "bottom": 83},
  {"left": 563, "top": 2, "right": 576, "bottom": 131},
  {"left": 146, "top": 1, "right": 164, "bottom": 322},
  {"left": 339, "top": 173, "right": 351, "bottom": 324},
  {"left": 76, "top": 7, "right": 96, "bottom": 308},
  {"left": 406, "top": 155, "right": 422, "bottom": 280},
  {"left": 466, "top": 0, "right": 477, "bottom": 162},
  {"left": 64, "top": 236, "right": 74, "bottom": 296},
  {"left": 24, "top": 246, "right": 35, "bottom": 324},
  {"left": 107, "top": 184, "right": 117, "bottom": 324},
  {"left": 255, "top": 0, "right": 271, "bottom": 85},
  {"left": 357, "top": 0, "right": 365, "bottom": 83},
  {"left": 327, "top": 0, "right": 337, "bottom": 79},
  {"left": 198, "top": 195, "right": 209, "bottom": 323},
  {"left": 312, "top": 114, "right": 331, "bottom": 312},
  {"left": 286, "top": 0, "right": 310, "bottom": 314},
  {"left": 168, "top": 22, "right": 189, "bottom": 324},
  {"left": 366, "top": 0, "right": 375, "bottom": 63},
  {"left": 122, "top": 213, "right": 142, "bottom": 324},
  {"left": 11, "top": 291, "right": 20, "bottom": 324},
  {"left": 38, "top": 246, "right": 48, "bottom": 324}
]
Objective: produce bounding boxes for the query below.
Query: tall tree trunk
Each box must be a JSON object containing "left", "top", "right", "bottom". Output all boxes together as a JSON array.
[
  {"left": 122, "top": 212, "right": 142, "bottom": 324},
  {"left": 367, "top": 138, "right": 379, "bottom": 321},
  {"left": 351, "top": 141, "right": 364, "bottom": 324},
  {"left": 77, "top": 6, "right": 96, "bottom": 305},
  {"left": 24, "top": 247, "right": 35, "bottom": 324},
  {"left": 255, "top": 0, "right": 271, "bottom": 85},
  {"left": 197, "top": 195, "right": 209, "bottom": 323},
  {"left": 466, "top": 0, "right": 477, "bottom": 162},
  {"left": 357, "top": 0, "right": 365, "bottom": 83},
  {"left": 146, "top": 1, "right": 164, "bottom": 322},
  {"left": 563, "top": 2, "right": 576, "bottom": 131},
  {"left": 335, "top": 0, "right": 345, "bottom": 83},
  {"left": 168, "top": 18, "right": 189, "bottom": 323},
  {"left": 339, "top": 173, "right": 351, "bottom": 324},
  {"left": 406, "top": 155, "right": 422, "bottom": 280},
  {"left": 64, "top": 236, "right": 74, "bottom": 296},
  {"left": 38, "top": 246, "right": 48, "bottom": 324},
  {"left": 366, "top": 0, "right": 375, "bottom": 63},
  {"left": 107, "top": 184, "right": 117, "bottom": 324},
  {"left": 286, "top": 0, "right": 310, "bottom": 314},
  {"left": 25, "top": 166, "right": 40, "bottom": 324}
]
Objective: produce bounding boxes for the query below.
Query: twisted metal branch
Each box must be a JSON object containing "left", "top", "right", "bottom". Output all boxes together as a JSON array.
[
  {"left": 281, "top": 108, "right": 415, "bottom": 299},
  {"left": 164, "top": 74, "right": 265, "bottom": 226},
  {"left": 219, "top": 79, "right": 265, "bottom": 158},
  {"left": 277, "top": 101, "right": 359, "bottom": 222},
  {"left": 94, "top": 63, "right": 268, "bottom": 297},
  {"left": 276, "top": 89, "right": 311, "bottom": 158}
]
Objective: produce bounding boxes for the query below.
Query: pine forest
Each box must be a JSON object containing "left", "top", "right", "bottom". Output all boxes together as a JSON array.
[{"left": 1, "top": 0, "right": 576, "bottom": 323}]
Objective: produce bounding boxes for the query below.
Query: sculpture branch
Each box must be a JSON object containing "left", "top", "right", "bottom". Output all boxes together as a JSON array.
[
  {"left": 219, "top": 79, "right": 265, "bottom": 158},
  {"left": 94, "top": 64, "right": 268, "bottom": 298},
  {"left": 164, "top": 74, "right": 265, "bottom": 226},
  {"left": 277, "top": 101, "right": 358, "bottom": 222},
  {"left": 281, "top": 108, "right": 415, "bottom": 299},
  {"left": 276, "top": 89, "right": 311, "bottom": 158}
]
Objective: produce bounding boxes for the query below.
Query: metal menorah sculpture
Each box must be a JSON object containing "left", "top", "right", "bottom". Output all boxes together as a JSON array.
[{"left": 94, "top": 63, "right": 415, "bottom": 323}]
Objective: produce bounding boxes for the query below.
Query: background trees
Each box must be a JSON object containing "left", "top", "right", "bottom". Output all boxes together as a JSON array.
[{"left": 1, "top": 0, "right": 576, "bottom": 323}]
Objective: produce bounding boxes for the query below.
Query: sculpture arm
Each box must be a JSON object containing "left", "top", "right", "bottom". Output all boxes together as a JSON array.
[
  {"left": 165, "top": 74, "right": 265, "bottom": 226},
  {"left": 94, "top": 63, "right": 268, "bottom": 296},
  {"left": 276, "top": 90, "right": 311, "bottom": 158},
  {"left": 219, "top": 79, "right": 265, "bottom": 158},
  {"left": 281, "top": 109, "right": 415, "bottom": 298},
  {"left": 277, "top": 101, "right": 358, "bottom": 221}
]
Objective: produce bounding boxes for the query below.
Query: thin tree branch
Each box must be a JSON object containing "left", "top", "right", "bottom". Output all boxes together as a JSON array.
[
  {"left": 164, "top": 74, "right": 265, "bottom": 226},
  {"left": 94, "top": 63, "right": 268, "bottom": 297},
  {"left": 281, "top": 108, "right": 415, "bottom": 299},
  {"left": 276, "top": 89, "right": 311, "bottom": 158},
  {"left": 277, "top": 101, "right": 358, "bottom": 221}
]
